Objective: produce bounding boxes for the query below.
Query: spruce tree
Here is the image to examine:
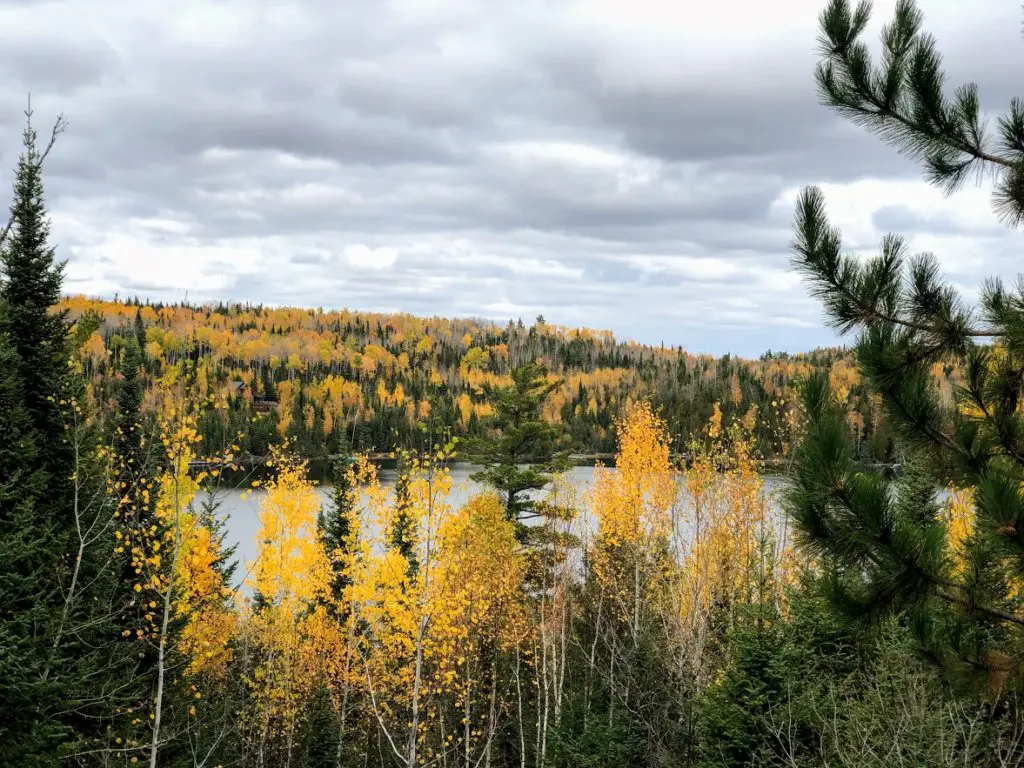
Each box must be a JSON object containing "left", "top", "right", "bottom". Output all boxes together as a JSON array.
[
  {"left": 133, "top": 306, "right": 147, "bottom": 353},
  {"left": 197, "top": 494, "right": 239, "bottom": 589},
  {"left": 112, "top": 341, "right": 154, "bottom": 531},
  {"left": 0, "top": 109, "right": 70, "bottom": 479},
  {"left": 787, "top": 0, "right": 1024, "bottom": 688},
  {"left": 0, "top": 105, "right": 131, "bottom": 763},
  {"left": 464, "top": 361, "right": 571, "bottom": 537},
  {"left": 111, "top": 340, "right": 167, "bottom": 714},
  {"left": 0, "top": 302, "right": 64, "bottom": 762},
  {"left": 319, "top": 453, "right": 359, "bottom": 612},
  {"left": 261, "top": 364, "right": 277, "bottom": 402},
  {"left": 0, "top": 107, "right": 81, "bottom": 763},
  {"left": 390, "top": 449, "right": 418, "bottom": 577}
]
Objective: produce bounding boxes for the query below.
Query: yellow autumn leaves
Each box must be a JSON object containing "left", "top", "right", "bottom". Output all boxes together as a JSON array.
[
  {"left": 153, "top": 395, "right": 238, "bottom": 680},
  {"left": 591, "top": 400, "right": 795, "bottom": 681},
  {"left": 235, "top": 442, "right": 530, "bottom": 763},
  {"left": 125, "top": 389, "right": 806, "bottom": 763}
]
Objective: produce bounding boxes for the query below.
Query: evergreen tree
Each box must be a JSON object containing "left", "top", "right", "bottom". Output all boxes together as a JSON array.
[
  {"left": 300, "top": 683, "right": 341, "bottom": 768},
  {"left": 787, "top": 0, "right": 1024, "bottom": 688},
  {"left": 0, "top": 110, "right": 69, "bottom": 462},
  {"left": 110, "top": 339, "right": 166, "bottom": 722},
  {"left": 319, "top": 453, "right": 358, "bottom": 612},
  {"left": 390, "top": 449, "right": 418, "bottom": 577},
  {"left": 113, "top": 341, "right": 151, "bottom": 501},
  {"left": 465, "top": 362, "right": 571, "bottom": 537},
  {"left": 197, "top": 494, "right": 239, "bottom": 589},
  {"left": 0, "top": 301, "right": 64, "bottom": 762},
  {"left": 260, "top": 364, "right": 277, "bottom": 402},
  {"left": 0, "top": 107, "right": 80, "bottom": 764},
  {"left": 0, "top": 107, "right": 129, "bottom": 763},
  {"left": 133, "top": 306, "right": 147, "bottom": 354}
]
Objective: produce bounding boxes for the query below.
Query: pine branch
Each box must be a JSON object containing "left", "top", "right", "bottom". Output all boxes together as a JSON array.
[
  {"left": 792, "top": 186, "right": 998, "bottom": 338},
  {"left": 817, "top": 0, "right": 1024, "bottom": 227},
  {"left": 934, "top": 586, "right": 1024, "bottom": 628},
  {"left": 817, "top": 0, "right": 1015, "bottom": 171}
]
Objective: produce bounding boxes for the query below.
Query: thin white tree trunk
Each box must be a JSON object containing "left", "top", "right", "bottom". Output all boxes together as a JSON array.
[
  {"left": 515, "top": 648, "right": 526, "bottom": 768},
  {"left": 149, "top": 463, "right": 183, "bottom": 768}
]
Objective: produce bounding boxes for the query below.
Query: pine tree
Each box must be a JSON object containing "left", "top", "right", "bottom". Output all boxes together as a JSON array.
[
  {"left": 134, "top": 307, "right": 147, "bottom": 354},
  {"left": 465, "top": 361, "right": 571, "bottom": 537},
  {"left": 0, "top": 301, "right": 64, "bottom": 762},
  {"left": 787, "top": 0, "right": 1024, "bottom": 689},
  {"left": 0, "top": 105, "right": 131, "bottom": 763},
  {"left": 319, "top": 453, "right": 358, "bottom": 611},
  {"left": 390, "top": 449, "right": 418, "bottom": 577}
]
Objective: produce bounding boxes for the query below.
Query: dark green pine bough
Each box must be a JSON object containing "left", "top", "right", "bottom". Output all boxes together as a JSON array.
[{"left": 786, "top": 0, "right": 1024, "bottom": 689}]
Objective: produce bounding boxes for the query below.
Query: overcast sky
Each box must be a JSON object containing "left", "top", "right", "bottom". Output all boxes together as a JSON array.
[{"left": 0, "top": 0, "right": 1020, "bottom": 356}]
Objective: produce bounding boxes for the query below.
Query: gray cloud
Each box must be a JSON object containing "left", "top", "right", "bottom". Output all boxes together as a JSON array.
[{"left": 0, "top": 0, "right": 1018, "bottom": 357}]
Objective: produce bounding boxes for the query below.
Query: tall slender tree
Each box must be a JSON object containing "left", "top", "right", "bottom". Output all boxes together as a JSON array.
[
  {"left": 134, "top": 306, "right": 147, "bottom": 354},
  {"left": 0, "top": 105, "right": 70, "bottom": 476},
  {"left": 0, "top": 103, "right": 128, "bottom": 762},
  {"left": 390, "top": 449, "right": 418, "bottom": 577},
  {"left": 320, "top": 453, "right": 359, "bottom": 612},
  {"left": 0, "top": 298, "right": 61, "bottom": 762},
  {"left": 0, "top": 104, "right": 78, "bottom": 764},
  {"left": 111, "top": 339, "right": 164, "bottom": 712}
]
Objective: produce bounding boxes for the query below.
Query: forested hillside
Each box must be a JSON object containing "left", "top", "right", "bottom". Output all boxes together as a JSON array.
[{"left": 64, "top": 294, "right": 947, "bottom": 464}]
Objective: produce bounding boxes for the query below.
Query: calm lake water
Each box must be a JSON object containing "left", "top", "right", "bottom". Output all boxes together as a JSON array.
[{"left": 196, "top": 465, "right": 789, "bottom": 589}]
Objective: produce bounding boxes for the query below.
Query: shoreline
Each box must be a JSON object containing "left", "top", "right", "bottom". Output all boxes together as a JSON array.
[{"left": 189, "top": 453, "right": 902, "bottom": 486}]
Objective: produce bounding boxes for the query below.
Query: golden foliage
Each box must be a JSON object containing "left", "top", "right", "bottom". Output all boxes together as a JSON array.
[
  {"left": 590, "top": 401, "right": 676, "bottom": 633},
  {"left": 945, "top": 485, "right": 1024, "bottom": 601},
  {"left": 245, "top": 447, "right": 340, "bottom": 746},
  {"left": 678, "top": 404, "right": 793, "bottom": 620}
]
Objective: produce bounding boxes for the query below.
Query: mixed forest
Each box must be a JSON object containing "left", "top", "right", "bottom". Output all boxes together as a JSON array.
[
  {"left": 66, "top": 293, "right": 923, "bottom": 469},
  {"left": 5, "top": 1, "right": 1024, "bottom": 766}
]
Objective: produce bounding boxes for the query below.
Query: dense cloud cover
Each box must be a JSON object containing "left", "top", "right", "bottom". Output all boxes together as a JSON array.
[{"left": 0, "top": 0, "right": 1020, "bottom": 355}]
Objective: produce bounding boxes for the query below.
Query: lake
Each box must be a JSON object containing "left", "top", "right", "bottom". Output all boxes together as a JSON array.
[{"left": 196, "top": 465, "right": 790, "bottom": 589}]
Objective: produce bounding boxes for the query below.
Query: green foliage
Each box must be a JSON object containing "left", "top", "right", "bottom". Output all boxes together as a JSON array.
[
  {"left": 697, "top": 578, "right": 1024, "bottom": 767},
  {"left": 0, "top": 111, "right": 75, "bottom": 764},
  {"left": 299, "top": 683, "right": 341, "bottom": 768},
  {"left": 10, "top": 3, "right": 1024, "bottom": 764},
  {"left": 70, "top": 293, "right": 907, "bottom": 465},
  {"left": 550, "top": 615, "right": 683, "bottom": 768},
  {"left": 0, "top": 303, "right": 68, "bottom": 763},
  {"left": 0, "top": 109, "right": 136, "bottom": 765},
  {"left": 813, "top": 0, "right": 1024, "bottom": 227},
  {"left": 71, "top": 307, "right": 102, "bottom": 352},
  {"left": 466, "top": 362, "right": 571, "bottom": 533},
  {"left": 390, "top": 449, "right": 418, "bottom": 577},
  {"left": 198, "top": 493, "right": 239, "bottom": 589},
  {"left": 319, "top": 452, "right": 359, "bottom": 611},
  {"left": 789, "top": 0, "right": 1024, "bottom": 689}
]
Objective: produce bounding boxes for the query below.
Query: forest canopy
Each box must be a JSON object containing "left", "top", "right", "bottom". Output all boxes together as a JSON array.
[{"left": 63, "top": 293, "right": 923, "bottom": 467}]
